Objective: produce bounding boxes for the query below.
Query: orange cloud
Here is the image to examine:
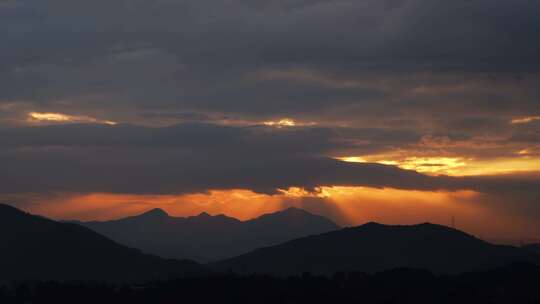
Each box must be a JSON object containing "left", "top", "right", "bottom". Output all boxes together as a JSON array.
[
  {"left": 28, "top": 112, "right": 117, "bottom": 125},
  {"left": 338, "top": 153, "right": 540, "bottom": 176},
  {"left": 262, "top": 118, "right": 316, "bottom": 128},
  {"left": 510, "top": 116, "right": 540, "bottom": 124},
  {"left": 338, "top": 155, "right": 467, "bottom": 175}
]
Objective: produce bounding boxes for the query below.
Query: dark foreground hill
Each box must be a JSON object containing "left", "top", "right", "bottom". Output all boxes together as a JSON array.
[
  {"left": 0, "top": 204, "right": 202, "bottom": 283},
  {"left": 523, "top": 244, "right": 540, "bottom": 255},
  {"left": 212, "top": 222, "right": 539, "bottom": 275},
  {"left": 2, "top": 263, "right": 540, "bottom": 304},
  {"left": 75, "top": 207, "right": 339, "bottom": 262}
]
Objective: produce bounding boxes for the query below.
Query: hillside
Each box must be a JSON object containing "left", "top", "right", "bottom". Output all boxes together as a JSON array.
[
  {"left": 212, "top": 222, "right": 538, "bottom": 275},
  {"left": 0, "top": 204, "right": 202, "bottom": 282}
]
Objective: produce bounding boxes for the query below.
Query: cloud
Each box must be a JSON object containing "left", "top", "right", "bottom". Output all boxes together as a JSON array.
[
  {"left": 0, "top": 122, "right": 423, "bottom": 193},
  {"left": 511, "top": 116, "right": 540, "bottom": 125},
  {"left": 1, "top": 0, "right": 539, "bottom": 119},
  {"left": 27, "top": 112, "right": 116, "bottom": 125},
  {"left": 0, "top": 123, "right": 538, "bottom": 198},
  {"left": 1, "top": 0, "right": 540, "bottom": 232}
]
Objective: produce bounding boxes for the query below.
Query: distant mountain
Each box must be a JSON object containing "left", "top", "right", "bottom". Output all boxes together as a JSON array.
[
  {"left": 75, "top": 207, "right": 340, "bottom": 262},
  {"left": 0, "top": 204, "right": 202, "bottom": 283},
  {"left": 211, "top": 222, "right": 540, "bottom": 275}
]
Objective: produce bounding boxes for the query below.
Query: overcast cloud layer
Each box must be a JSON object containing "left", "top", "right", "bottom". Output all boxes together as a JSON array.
[{"left": 1, "top": 0, "right": 540, "bottom": 225}]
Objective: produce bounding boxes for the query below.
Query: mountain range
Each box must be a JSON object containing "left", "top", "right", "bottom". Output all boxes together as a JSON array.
[
  {"left": 0, "top": 204, "right": 202, "bottom": 283},
  {"left": 73, "top": 207, "right": 340, "bottom": 262},
  {"left": 3, "top": 203, "right": 539, "bottom": 283},
  {"left": 212, "top": 222, "right": 540, "bottom": 275}
]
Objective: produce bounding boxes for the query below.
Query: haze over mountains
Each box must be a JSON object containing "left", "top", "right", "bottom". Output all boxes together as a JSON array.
[
  {"left": 0, "top": 204, "right": 201, "bottom": 282},
  {"left": 73, "top": 207, "right": 340, "bottom": 262},
  {"left": 213, "top": 222, "right": 540, "bottom": 275}
]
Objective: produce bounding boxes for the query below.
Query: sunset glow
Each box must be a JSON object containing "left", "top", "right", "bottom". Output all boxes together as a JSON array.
[
  {"left": 12, "top": 185, "right": 537, "bottom": 240},
  {"left": 338, "top": 155, "right": 540, "bottom": 176},
  {"left": 510, "top": 116, "right": 540, "bottom": 124},
  {"left": 263, "top": 118, "right": 298, "bottom": 127},
  {"left": 28, "top": 112, "right": 117, "bottom": 125},
  {"left": 338, "top": 155, "right": 469, "bottom": 175},
  {"left": 261, "top": 118, "right": 318, "bottom": 128}
]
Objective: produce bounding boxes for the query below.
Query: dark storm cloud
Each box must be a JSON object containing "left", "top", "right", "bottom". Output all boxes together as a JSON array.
[
  {"left": 1, "top": 123, "right": 539, "bottom": 198},
  {"left": 0, "top": 123, "right": 417, "bottom": 156},
  {"left": 139, "top": 112, "right": 212, "bottom": 121},
  {"left": 441, "top": 117, "right": 508, "bottom": 134},
  {"left": 0, "top": 123, "right": 427, "bottom": 195},
  {"left": 509, "top": 121, "right": 540, "bottom": 143},
  {"left": 1, "top": 0, "right": 539, "bottom": 117},
  {"left": 0, "top": 146, "right": 448, "bottom": 194}
]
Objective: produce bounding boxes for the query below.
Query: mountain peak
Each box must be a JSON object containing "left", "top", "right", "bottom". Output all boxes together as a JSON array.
[
  {"left": 251, "top": 207, "right": 340, "bottom": 230},
  {"left": 350, "top": 222, "right": 475, "bottom": 241},
  {"left": 361, "top": 221, "right": 385, "bottom": 227},
  {"left": 0, "top": 203, "right": 27, "bottom": 217},
  {"left": 359, "top": 222, "right": 449, "bottom": 229},
  {"left": 139, "top": 208, "right": 169, "bottom": 218},
  {"left": 266, "top": 207, "right": 313, "bottom": 218},
  {"left": 357, "top": 222, "right": 450, "bottom": 230},
  {"left": 186, "top": 212, "right": 213, "bottom": 220},
  {"left": 281, "top": 207, "right": 309, "bottom": 214}
]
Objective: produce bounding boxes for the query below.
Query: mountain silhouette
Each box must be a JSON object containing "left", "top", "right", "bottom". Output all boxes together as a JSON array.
[
  {"left": 138, "top": 208, "right": 169, "bottom": 219},
  {"left": 74, "top": 207, "right": 339, "bottom": 262},
  {"left": 211, "top": 222, "right": 540, "bottom": 275},
  {"left": 0, "top": 204, "right": 202, "bottom": 283}
]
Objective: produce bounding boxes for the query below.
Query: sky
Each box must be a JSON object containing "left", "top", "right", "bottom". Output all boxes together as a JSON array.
[{"left": 2, "top": 0, "right": 540, "bottom": 242}]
